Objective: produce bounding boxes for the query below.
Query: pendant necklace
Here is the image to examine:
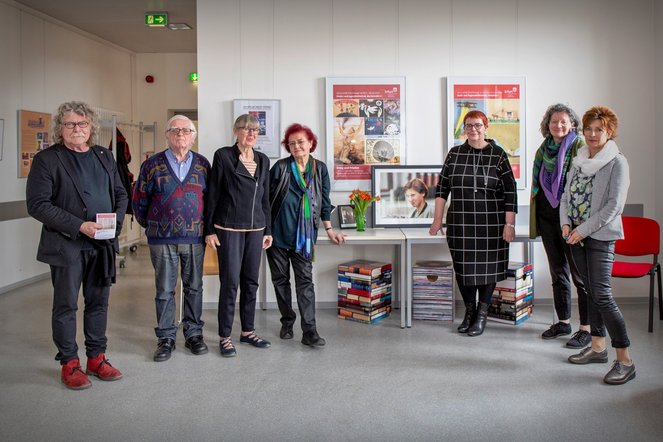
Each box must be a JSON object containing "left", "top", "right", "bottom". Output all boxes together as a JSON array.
[{"left": 473, "top": 146, "right": 488, "bottom": 193}]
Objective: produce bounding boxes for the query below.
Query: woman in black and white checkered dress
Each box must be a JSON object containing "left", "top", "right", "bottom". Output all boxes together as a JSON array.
[{"left": 430, "top": 110, "right": 517, "bottom": 336}]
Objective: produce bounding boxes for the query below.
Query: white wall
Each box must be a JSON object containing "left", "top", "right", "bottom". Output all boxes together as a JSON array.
[
  {"left": 0, "top": 3, "right": 198, "bottom": 291},
  {"left": 0, "top": 3, "right": 135, "bottom": 290},
  {"left": 198, "top": 0, "right": 661, "bottom": 305},
  {"left": 135, "top": 53, "right": 199, "bottom": 152}
]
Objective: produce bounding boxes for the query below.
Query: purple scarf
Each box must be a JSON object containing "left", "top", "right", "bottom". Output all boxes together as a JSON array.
[{"left": 540, "top": 131, "right": 576, "bottom": 208}]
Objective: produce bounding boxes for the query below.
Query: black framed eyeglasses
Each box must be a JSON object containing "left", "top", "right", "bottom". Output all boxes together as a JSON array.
[
  {"left": 63, "top": 121, "right": 90, "bottom": 129},
  {"left": 167, "top": 127, "right": 195, "bottom": 135}
]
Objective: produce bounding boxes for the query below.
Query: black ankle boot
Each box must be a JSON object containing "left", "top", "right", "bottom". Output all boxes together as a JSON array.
[
  {"left": 457, "top": 302, "right": 477, "bottom": 333},
  {"left": 467, "top": 302, "right": 490, "bottom": 337}
]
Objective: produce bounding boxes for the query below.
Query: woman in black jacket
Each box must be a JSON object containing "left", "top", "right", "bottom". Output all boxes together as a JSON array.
[{"left": 205, "top": 114, "right": 273, "bottom": 357}]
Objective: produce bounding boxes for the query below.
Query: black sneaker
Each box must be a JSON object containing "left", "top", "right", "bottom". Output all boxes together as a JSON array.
[
  {"left": 541, "top": 322, "right": 572, "bottom": 339},
  {"left": 566, "top": 330, "right": 591, "bottom": 349}
]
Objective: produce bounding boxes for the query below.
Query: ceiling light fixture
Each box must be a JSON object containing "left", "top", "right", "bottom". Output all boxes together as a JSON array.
[{"left": 167, "top": 23, "right": 192, "bottom": 31}]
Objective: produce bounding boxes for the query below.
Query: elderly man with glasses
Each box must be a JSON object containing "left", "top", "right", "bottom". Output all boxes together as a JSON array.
[
  {"left": 133, "top": 115, "right": 211, "bottom": 362},
  {"left": 27, "top": 101, "right": 128, "bottom": 389}
]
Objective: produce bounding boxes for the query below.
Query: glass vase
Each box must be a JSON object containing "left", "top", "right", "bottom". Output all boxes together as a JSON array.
[{"left": 354, "top": 207, "right": 366, "bottom": 232}]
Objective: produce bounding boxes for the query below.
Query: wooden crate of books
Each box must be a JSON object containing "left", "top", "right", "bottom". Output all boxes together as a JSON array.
[
  {"left": 412, "top": 260, "right": 454, "bottom": 321},
  {"left": 488, "top": 262, "right": 534, "bottom": 325},
  {"left": 337, "top": 259, "right": 392, "bottom": 324}
]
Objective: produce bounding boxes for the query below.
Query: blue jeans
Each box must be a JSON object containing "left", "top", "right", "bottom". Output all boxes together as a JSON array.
[
  {"left": 149, "top": 243, "right": 205, "bottom": 341},
  {"left": 569, "top": 237, "right": 630, "bottom": 348}
]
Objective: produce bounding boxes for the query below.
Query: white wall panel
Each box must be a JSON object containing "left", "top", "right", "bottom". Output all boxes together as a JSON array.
[
  {"left": 331, "top": 0, "right": 398, "bottom": 74},
  {"left": 198, "top": 0, "right": 661, "bottom": 303}
]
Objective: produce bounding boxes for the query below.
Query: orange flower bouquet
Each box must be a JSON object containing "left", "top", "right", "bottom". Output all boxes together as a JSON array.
[{"left": 348, "top": 189, "right": 380, "bottom": 231}]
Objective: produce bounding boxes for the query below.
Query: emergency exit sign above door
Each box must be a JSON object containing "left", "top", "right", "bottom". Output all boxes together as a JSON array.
[{"left": 145, "top": 13, "right": 168, "bottom": 27}]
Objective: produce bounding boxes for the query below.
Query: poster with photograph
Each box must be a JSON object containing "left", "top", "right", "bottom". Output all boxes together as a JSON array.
[
  {"left": 371, "top": 165, "right": 441, "bottom": 228},
  {"left": 233, "top": 99, "right": 281, "bottom": 158},
  {"left": 446, "top": 77, "right": 526, "bottom": 189},
  {"left": 326, "top": 77, "right": 406, "bottom": 191},
  {"left": 19, "top": 110, "right": 52, "bottom": 177}
]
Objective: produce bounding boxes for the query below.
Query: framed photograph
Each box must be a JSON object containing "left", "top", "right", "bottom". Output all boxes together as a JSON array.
[
  {"left": 372, "top": 165, "right": 442, "bottom": 228},
  {"left": 446, "top": 76, "right": 526, "bottom": 189},
  {"left": 233, "top": 99, "right": 281, "bottom": 158},
  {"left": 337, "top": 204, "right": 356, "bottom": 229},
  {"left": 325, "top": 76, "right": 406, "bottom": 191},
  {"left": 18, "top": 110, "right": 52, "bottom": 177}
]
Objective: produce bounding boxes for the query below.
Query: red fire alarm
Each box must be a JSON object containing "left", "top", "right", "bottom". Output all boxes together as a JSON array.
[{"left": 145, "top": 75, "right": 155, "bottom": 83}]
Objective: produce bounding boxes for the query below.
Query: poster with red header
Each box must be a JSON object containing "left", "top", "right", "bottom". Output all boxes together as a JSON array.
[
  {"left": 446, "top": 77, "right": 526, "bottom": 189},
  {"left": 326, "top": 77, "right": 406, "bottom": 191}
]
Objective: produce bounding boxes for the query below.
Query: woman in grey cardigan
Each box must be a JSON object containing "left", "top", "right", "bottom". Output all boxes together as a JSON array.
[{"left": 559, "top": 106, "right": 634, "bottom": 385}]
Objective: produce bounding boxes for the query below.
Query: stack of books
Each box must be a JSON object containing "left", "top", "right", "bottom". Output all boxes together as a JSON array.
[
  {"left": 337, "top": 259, "right": 392, "bottom": 324},
  {"left": 488, "top": 262, "right": 534, "bottom": 325},
  {"left": 412, "top": 260, "right": 454, "bottom": 321}
]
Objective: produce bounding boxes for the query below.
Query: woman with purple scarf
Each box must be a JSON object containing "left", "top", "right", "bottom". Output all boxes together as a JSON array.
[{"left": 529, "top": 104, "right": 590, "bottom": 348}]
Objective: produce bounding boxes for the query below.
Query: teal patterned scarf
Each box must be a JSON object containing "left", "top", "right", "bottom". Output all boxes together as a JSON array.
[{"left": 291, "top": 158, "right": 316, "bottom": 260}]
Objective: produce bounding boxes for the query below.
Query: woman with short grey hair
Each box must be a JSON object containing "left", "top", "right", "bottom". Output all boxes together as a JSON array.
[{"left": 205, "top": 114, "right": 273, "bottom": 357}]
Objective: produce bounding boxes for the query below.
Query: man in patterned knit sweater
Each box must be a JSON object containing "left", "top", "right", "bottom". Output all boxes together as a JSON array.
[{"left": 133, "top": 115, "right": 211, "bottom": 362}]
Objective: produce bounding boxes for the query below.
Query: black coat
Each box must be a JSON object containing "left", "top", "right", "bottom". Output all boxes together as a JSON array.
[
  {"left": 26, "top": 144, "right": 128, "bottom": 266},
  {"left": 204, "top": 144, "right": 271, "bottom": 235}
]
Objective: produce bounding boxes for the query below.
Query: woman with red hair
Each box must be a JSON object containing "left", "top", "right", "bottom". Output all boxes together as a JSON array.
[
  {"left": 560, "top": 106, "right": 635, "bottom": 385},
  {"left": 267, "top": 123, "right": 346, "bottom": 346},
  {"left": 430, "top": 110, "right": 517, "bottom": 336}
]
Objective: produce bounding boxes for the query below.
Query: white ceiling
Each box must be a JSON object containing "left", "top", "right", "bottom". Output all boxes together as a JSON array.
[{"left": 11, "top": 0, "right": 197, "bottom": 53}]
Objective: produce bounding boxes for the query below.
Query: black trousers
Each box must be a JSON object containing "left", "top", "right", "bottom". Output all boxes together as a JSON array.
[
  {"left": 266, "top": 246, "right": 317, "bottom": 333},
  {"left": 570, "top": 237, "right": 630, "bottom": 348},
  {"left": 536, "top": 192, "right": 588, "bottom": 323},
  {"left": 215, "top": 229, "right": 263, "bottom": 337},
  {"left": 50, "top": 248, "right": 110, "bottom": 364}
]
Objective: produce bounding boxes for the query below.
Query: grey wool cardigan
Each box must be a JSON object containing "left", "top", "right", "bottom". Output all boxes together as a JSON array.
[{"left": 559, "top": 153, "right": 630, "bottom": 241}]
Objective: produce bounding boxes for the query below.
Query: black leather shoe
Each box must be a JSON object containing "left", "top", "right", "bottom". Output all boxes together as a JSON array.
[
  {"left": 154, "top": 338, "right": 175, "bottom": 362},
  {"left": 301, "top": 330, "right": 326, "bottom": 347},
  {"left": 280, "top": 325, "right": 293, "bottom": 340},
  {"left": 185, "top": 335, "right": 208, "bottom": 355}
]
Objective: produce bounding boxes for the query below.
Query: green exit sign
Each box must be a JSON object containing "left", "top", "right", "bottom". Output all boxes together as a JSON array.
[
  {"left": 189, "top": 72, "right": 199, "bottom": 82},
  {"left": 145, "top": 12, "right": 168, "bottom": 27}
]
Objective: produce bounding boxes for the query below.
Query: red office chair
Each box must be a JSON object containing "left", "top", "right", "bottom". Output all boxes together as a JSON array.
[{"left": 611, "top": 216, "right": 662, "bottom": 332}]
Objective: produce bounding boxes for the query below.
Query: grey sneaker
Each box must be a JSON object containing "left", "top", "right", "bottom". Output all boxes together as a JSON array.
[
  {"left": 604, "top": 360, "right": 636, "bottom": 385},
  {"left": 568, "top": 346, "right": 609, "bottom": 364},
  {"left": 566, "top": 330, "right": 592, "bottom": 349}
]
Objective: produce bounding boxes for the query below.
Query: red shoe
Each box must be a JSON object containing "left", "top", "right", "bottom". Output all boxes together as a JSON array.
[
  {"left": 86, "top": 353, "right": 123, "bottom": 381},
  {"left": 61, "top": 359, "right": 92, "bottom": 390}
]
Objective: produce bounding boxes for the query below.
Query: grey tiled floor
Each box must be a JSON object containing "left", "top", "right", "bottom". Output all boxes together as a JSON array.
[{"left": 1, "top": 246, "right": 662, "bottom": 441}]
